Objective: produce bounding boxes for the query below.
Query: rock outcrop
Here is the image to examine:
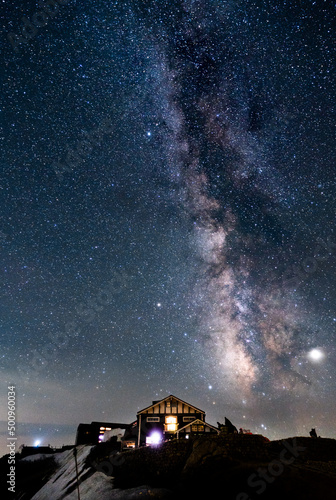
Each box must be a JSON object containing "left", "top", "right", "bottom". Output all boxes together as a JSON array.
[{"left": 2, "top": 435, "right": 336, "bottom": 499}]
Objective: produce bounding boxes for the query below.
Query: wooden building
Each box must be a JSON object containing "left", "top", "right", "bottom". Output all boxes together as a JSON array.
[
  {"left": 75, "top": 395, "right": 220, "bottom": 449},
  {"left": 175, "top": 418, "right": 219, "bottom": 439},
  {"left": 135, "top": 394, "right": 219, "bottom": 447}
]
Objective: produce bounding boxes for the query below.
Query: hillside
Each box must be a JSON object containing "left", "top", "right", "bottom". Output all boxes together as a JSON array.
[{"left": 2, "top": 435, "right": 336, "bottom": 499}]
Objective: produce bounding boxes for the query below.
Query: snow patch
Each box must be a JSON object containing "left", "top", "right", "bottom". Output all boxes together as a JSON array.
[
  {"left": 26, "top": 446, "right": 172, "bottom": 500},
  {"left": 20, "top": 453, "right": 55, "bottom": 463}
]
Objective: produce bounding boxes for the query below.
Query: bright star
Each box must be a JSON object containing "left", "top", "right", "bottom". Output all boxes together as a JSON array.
[{"left": 308, "top": 348, "right": 324, "bottom": 362}]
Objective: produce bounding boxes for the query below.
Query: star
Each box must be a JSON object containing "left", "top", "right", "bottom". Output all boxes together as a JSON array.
[
  {"left": 1, "top": 0, "right": 335, "bottom": 458},
  {"left": 308, "top": 349, "right": 325, "bottom": 363}
]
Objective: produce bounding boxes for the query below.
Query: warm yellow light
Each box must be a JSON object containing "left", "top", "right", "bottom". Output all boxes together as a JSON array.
[
  {"left": 166, "top": 416, "right": 177, "bottom": 424},
  {"left": 165, "top": 416, "right": 177, "bottom": 432}
]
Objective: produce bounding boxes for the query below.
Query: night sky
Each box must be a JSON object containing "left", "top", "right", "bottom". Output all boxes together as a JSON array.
[{"left": 1, "top": 0, "right": 336, "bottom": 457}]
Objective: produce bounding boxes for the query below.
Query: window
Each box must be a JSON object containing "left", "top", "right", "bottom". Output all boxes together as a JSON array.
[
  {"left": 124, "top": 441, "right": 135, "bottom": 448},
  {"left": 191, "top": 424, "right": 204, "bottom": 432},
  {"left": 147, "top": 416, "right": 160, "bottom": 422},
  {"left": 165, "top": 415, "right": 177, "bottom": 432},
  {"left": 183, "top": 417, "right": 195, "bottom": 422}
]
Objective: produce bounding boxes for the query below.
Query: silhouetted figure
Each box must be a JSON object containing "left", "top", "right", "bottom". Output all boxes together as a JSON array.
[{"left": 310, "top": 428, "right": 317, "bottom": 438}]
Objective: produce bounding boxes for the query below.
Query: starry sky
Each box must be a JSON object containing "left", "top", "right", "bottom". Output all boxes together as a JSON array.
[{"left": 1, "top": 0, "right": 336, "bottom": 457}]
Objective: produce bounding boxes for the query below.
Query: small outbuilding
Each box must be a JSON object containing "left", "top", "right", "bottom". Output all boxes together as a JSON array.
[{"left": 75, "top": 421, "right": 130, "bottom": 446}]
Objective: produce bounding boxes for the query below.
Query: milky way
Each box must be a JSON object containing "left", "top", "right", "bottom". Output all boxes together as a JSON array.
[{"left": 143, "top": 0, "right": 336, "bottom": 421}]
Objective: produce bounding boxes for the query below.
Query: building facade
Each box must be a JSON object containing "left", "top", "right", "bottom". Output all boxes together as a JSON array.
[{"left": 134, "top": 394, "right": 219, "bottom": 447}]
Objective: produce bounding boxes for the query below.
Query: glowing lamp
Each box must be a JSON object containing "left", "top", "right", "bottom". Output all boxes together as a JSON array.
[{"left": 148, "top": 431, "right": 162, "bottom": 445}]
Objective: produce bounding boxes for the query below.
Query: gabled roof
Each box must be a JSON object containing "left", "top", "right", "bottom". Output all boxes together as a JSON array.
[
  {"left": 176, "top": 418, "right": 219, "bottom": 434},
  {"left": 137, "top": 394, "right": 205, "bottom": 415}
]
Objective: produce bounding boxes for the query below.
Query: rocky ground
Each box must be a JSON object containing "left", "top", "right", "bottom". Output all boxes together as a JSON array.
[{"left": 1, "top": 434, "right": 336, "bottom": 499}]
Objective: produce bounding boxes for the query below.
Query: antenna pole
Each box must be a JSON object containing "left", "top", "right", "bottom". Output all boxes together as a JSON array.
[{"left": 73, "top": 446, "right": 81, "bottom": 500}]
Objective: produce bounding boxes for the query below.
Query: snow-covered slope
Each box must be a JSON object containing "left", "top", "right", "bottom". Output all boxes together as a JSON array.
[{"left": 29, "top": 446, "right": 172, "bottom": 500}]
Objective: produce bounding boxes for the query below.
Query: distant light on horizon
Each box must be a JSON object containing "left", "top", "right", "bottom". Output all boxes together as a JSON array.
[{"left": 34, "top": 439, "right": 41, "bottom": 447}]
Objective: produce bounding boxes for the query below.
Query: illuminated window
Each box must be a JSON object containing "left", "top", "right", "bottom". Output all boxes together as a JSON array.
[
  {"left": 166, "top": 416, "right": 177, "bottom": 424},
  {"left": 125, "top": 441, "right": 135, "bottom": 448},
  {"left": 100, "top": 427, "right": 106, "bottom": 431},
  {"left": 106, "top": 427, "right": 111, "bottom": 431},
  {"left": 165, "top": 416, "right": 177, "bottom": 432},
  {"left": 191, "top": 424, "right": 204, "bottom": 432}
]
